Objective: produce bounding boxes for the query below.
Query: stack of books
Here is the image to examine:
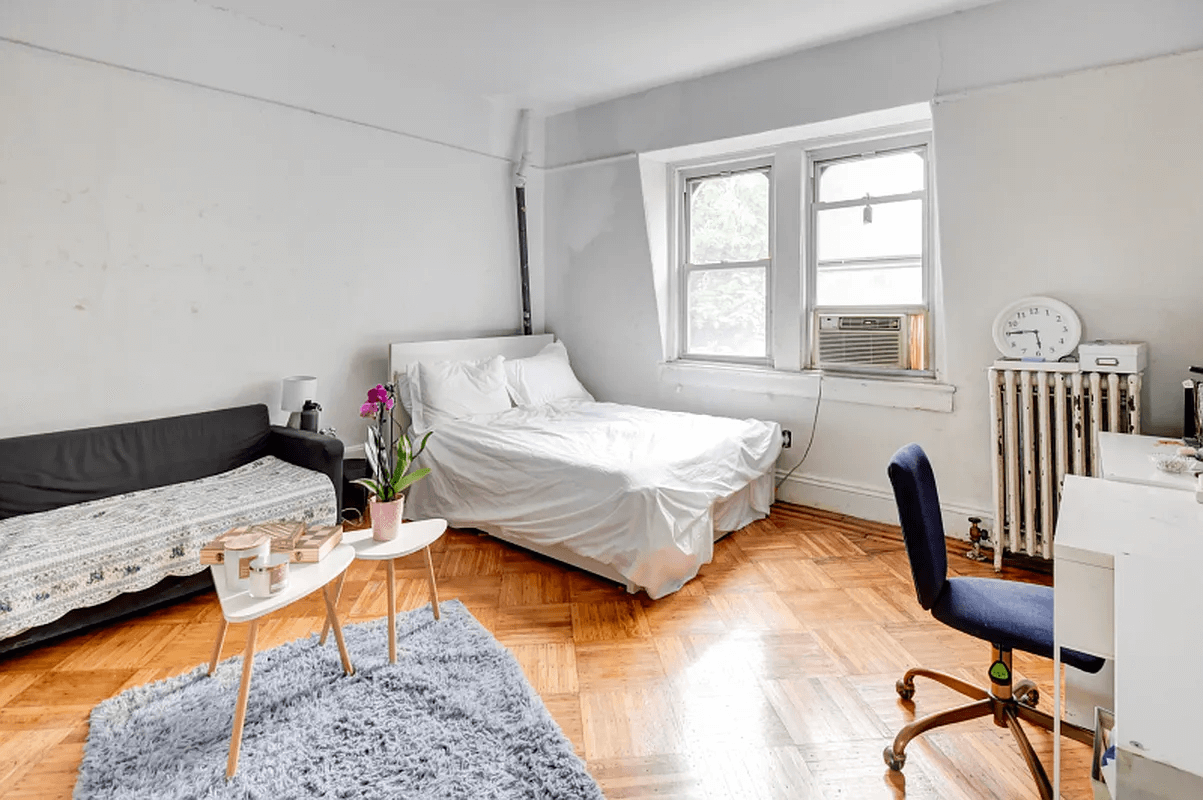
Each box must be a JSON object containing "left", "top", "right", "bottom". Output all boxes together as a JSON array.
[{"left": 200, "top": 520, "right": 343, "bottom": 565}]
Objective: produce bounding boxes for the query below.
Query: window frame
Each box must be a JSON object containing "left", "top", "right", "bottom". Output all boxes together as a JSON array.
[
  {"left": 805, "top": 132, "right": 934, "bottom": 375},
  {"left": 675, "top": 156, "right": 775, "bottom": 367},
  {"left": 668, "top": 125, "right": 937, "bottom": 379}
]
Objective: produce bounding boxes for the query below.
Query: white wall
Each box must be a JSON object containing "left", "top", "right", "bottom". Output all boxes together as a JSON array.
[
  {"left": 542, "top": 0, "right": 1203, "bottom": 533},
  {"left": 0, "top": 40, "right": 531, "bottom": 444},
  {"left": 545, "top": 0, "right": 1203, "bottom": 166},
  {"left": 0, "top": 0, "right": 515, "bottom": 160}
]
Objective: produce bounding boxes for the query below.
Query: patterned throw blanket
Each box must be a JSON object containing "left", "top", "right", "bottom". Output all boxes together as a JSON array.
[{"left": 0, "top": 456, "right": 337, "bottom": 640}]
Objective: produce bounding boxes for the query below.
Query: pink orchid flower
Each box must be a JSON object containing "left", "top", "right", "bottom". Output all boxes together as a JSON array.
[
  {"left": 359, "top": 401, "right": 378, "bottom": 418},
  {"left": 367, "top": 384, "right": 388, "bottom": 404}
]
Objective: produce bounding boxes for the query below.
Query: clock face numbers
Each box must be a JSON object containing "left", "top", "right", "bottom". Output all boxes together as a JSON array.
[{"left": 1002, "top": 306, "right": 1072, "bottom": 360}]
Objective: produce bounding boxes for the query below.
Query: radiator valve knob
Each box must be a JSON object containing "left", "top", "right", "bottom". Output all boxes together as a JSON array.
[{"left": 965, "top": 517, "right": 990, "bottom": 561}]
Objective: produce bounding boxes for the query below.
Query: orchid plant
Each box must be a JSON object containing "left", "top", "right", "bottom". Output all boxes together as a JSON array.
[{"left": 354, "top": 383, "right": 432, "bottom": 503}]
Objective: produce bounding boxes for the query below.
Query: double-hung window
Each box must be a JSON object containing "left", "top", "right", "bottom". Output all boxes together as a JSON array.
[
  {"left": 809, "top": 134, "right": 931, "bottom": 373},
  {"left": 678, "top": 160, "right": 772, "bottom": 364},
  {"left": 672, "top": 127, "right": 934, "bottom": 377}
]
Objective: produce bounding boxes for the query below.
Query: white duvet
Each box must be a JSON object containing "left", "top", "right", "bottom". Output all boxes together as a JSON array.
[{"left": 404, "top": 401, "right": 781, "bottom": 598}]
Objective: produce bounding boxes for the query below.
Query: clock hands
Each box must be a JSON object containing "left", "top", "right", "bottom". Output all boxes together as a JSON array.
[{"left": 1005, "top": 329, "right": 1043, "bottom": 351}]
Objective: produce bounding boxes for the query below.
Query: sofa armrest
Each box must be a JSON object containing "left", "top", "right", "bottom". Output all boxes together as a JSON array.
[{"left": 266, "top": 426, "right": 344, "bottom": 515}]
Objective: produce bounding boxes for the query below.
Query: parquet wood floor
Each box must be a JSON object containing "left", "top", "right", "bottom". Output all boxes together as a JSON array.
[{"left": 0, "top": 503, "right": 1093, "bottom": 799}]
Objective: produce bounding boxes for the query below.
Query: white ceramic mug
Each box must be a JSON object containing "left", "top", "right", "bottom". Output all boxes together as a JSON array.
[{"left": 224, "top": 533, "right": 269, "bottom": 588}]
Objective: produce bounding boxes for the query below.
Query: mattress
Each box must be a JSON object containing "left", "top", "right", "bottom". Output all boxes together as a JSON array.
[{"left": 404, "top": 401, "right": 781, "bottom": 598}]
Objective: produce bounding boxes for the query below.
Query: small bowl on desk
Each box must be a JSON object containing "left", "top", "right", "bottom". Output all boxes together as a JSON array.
[
  {"left": 248, "top": 553, "right": 290, "bottom": 598},
  {"left": 1149, "top": 453, "right": 1203, "bottom": 474}
]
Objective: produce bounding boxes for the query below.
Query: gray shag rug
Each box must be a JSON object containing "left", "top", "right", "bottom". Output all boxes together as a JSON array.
[{"left": 74, "top": 600, "right": 603, "bottom": 800}]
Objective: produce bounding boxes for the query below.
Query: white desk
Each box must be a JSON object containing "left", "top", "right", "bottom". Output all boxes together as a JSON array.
[
  {"left": 1097, "top": 432, "right": 1197, "bottom": 491},
  {"left": 1053, "top": 476, "right": 1203, "bottom": 798}
]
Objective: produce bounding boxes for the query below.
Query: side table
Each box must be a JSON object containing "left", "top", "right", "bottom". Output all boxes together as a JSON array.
[
  {"left": 208, "top": 543, "right": 356, "bottom": 778},
  {"left": 320, "top": 518, "right": 447, "bottom": 663}
]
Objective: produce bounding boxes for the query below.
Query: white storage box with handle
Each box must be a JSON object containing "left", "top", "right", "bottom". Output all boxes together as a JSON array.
[{"left": 1078, "top": 341, "right": 1147, "bottom": 373}]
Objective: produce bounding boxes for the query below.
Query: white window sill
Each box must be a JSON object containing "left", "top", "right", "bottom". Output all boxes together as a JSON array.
[{"left": 659, "top": 361, "right": 955, "bottom": 413}]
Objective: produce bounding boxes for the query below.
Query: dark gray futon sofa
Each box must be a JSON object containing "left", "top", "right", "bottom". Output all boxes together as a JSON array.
[{"left": 0, "top": 404, "right": 343, "bottom": 655}]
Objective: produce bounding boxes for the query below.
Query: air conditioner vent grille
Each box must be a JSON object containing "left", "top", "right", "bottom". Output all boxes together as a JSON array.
[{"left": 816, "top": 314, "right": 907, "bottom": 368}]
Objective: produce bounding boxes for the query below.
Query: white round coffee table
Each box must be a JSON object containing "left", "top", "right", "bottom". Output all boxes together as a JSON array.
[{"left": 320, "top": 518, "right": 447, "bottom": 663}]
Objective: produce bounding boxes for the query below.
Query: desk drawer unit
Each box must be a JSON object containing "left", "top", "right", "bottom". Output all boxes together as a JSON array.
[{"left": 1055, "top": 558, "right": 1114, "bottom": 660}]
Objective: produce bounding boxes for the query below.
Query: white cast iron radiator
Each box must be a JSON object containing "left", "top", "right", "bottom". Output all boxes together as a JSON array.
[{"left": 988, "top": 365, "right": 1142, "bottom": 569}]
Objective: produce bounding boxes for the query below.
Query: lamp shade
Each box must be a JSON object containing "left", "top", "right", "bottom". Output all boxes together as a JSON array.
[{"left": 281, "top": 376, "right": 317, "bottom": 412}]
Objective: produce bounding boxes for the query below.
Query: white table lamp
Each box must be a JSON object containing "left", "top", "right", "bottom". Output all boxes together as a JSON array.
[{"left": 281, "top": 376, "right": 317, "bottom": 428}]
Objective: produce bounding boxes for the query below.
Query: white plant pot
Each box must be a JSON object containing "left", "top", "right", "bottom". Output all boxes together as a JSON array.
[{"left": 370, "top": 496, "right": 403, "bottom": 542}]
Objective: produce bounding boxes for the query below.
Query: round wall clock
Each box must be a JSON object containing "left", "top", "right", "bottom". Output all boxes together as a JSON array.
[{"left": 992, "top": 296, "right": 1082, "bottom": 361}]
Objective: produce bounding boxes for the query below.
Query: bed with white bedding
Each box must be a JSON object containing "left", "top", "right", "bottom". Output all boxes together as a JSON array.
[{"left": 389, "top": 334, "right": 781, "bottom": 599}]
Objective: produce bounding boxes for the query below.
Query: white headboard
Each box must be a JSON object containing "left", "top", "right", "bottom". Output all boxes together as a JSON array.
[{"left": 387, "top": 333, "right": 555, "bottom": 430}]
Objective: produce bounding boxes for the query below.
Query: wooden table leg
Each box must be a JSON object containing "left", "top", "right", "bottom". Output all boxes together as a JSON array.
[
  {"left": 423, "top": 545, "right": 441, "bottom": 621},
  {"left": 387, "top": 559, "right": 397, "bottom": 664},
  {"left": 322, "top": 583, "right": 354, "bottom": 676},
  {"left": 209, "top": 617, "right": 229, "bottom": 676},
  {"left": 226, "top": 619, "right": 258, "bottom": 779},
  {"left": 318, "top": 571, "right": 347, "bottom": 646}
]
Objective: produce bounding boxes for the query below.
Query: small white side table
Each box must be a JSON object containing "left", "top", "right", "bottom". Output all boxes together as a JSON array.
[
  {"left": 208, "top": 543, "right": 356, "bottom": 779},
  {"left": 320, "top": 518, "right": 447, "bottom": 663}
]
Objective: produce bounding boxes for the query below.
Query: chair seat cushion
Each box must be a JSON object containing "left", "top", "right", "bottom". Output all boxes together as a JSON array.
[{"left": 932, "top": 577, "right": 1105, "bottom": 674}]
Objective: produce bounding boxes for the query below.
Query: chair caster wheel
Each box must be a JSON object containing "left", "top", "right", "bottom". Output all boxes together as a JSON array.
[
  {"left": 895, "top": 679, "right": 915, "bottom": 701},
  {"left": 1019, "top": 688, "right": 1039, "bottom": 706},
  {"left": 884, "top": 746, "right": 906, "bottom": 771}
]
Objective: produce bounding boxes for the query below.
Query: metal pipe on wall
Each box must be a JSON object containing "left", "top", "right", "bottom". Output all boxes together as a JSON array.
[{"left": 513, "top": 109, "right": 533, "bottom": 335}]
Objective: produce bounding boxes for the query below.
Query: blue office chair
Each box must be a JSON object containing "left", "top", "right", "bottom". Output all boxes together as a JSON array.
[{"left": 885, "top": 443, "right": 1104, "bottom": 800}]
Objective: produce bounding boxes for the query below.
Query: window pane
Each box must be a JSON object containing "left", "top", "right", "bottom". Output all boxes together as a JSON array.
[
  {"left": 818, "top": 150, "right": 924, "bottom": 202},
  {"left": 817, "top": 199, "right": 922, "bottom": 262},
  {"left": 816, "top": 262, "right": 923, "bottom": 306},
  {"left": 688, "top": 170, "right": 769, "bottom": 264},
  {"left": 686, "top": 267, "right": 767, "bottom": 358}
]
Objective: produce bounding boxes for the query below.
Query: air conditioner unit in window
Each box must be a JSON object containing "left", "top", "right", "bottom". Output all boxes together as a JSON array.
[{"left": 816, "top": 314, "right": 909, "bottom": 369}]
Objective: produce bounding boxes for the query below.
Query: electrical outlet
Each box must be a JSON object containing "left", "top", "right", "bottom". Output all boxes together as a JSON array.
[{"left": 782, "top": 429, "right": 792, "bottom": 448}]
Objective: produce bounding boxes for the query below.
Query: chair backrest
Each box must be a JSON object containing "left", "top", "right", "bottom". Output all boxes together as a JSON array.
[
  {"left": 887, "top": 443, "right": 948, "bottom": 610},
  {"left": 0, "top": 405, "right": 271, "bottom": 519}
]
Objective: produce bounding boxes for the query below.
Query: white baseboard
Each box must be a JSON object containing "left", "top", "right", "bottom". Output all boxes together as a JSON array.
[
  {"left": 774, "top": 470, "right": 993, "bottom": 543},
  {"left": 344, "top": 443, "right": 365, "bottom": 460}
]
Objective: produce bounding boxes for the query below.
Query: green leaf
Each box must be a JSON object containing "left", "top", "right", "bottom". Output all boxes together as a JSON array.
[
  {"left": 390, "top": 441, "right": 405, "bottom": 484},
  {"left": 392, "top": 467, "right": 431, "bottom": 493},
  {"left": 413, "top": 431, "right": 433, "bottom": 460},
  {"left": 364, "top": 427, "right": 381, "bottom": 477},
  {"left": 351, "top": 477, "right": 386, "bottom": 500}
]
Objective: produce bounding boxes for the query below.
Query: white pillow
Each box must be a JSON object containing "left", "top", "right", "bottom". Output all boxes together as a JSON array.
[
  {"left": 505, "top": 341, "right": 595, "bottom": 407},
  {"left": 408, "top": 355, "right": 511, "bottom": 432},
  {"left": 394, "top": 371, "right": 415, "bottom": 417}
]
